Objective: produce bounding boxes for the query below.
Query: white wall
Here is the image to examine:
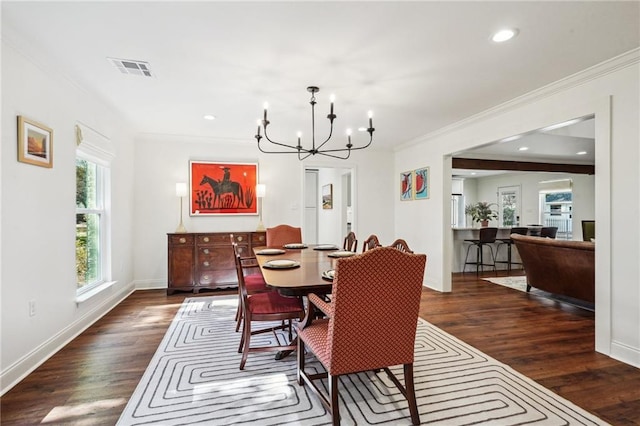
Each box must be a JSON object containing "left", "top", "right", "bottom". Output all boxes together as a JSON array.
[
  {"left": 395, "top": 49, "right": 640, "bottom": 367},
  {"left": 466, "top": 172, "right": 595, "bottom": 236},
  {"left": 132, "top": 135, "right": 395, "bottom": 288},
  {"left": 1, "top": 40, "right": 136, "bottom": 393}
]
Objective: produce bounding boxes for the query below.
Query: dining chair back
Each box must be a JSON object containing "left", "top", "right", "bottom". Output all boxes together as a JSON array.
[
  {"left": 234, "top": 249, "right": 304, "bottom": 370},
  {"left": 266, "top": 224, "right": 302, "bottom": 247},
  {"left": 230, "top": 235, "right": 268, "bottom": 332},
  {"left": 389, "top": 238, "right": 413, "bottom": 253},
  {"left": 342, "top": 231, "right": 357, "bottom": 252},
  {"left": 297, "top": 247, "right": 426, "bottom": 425},
  {"left": 361, "top": 234, "right": 381, "bottom": 252}
]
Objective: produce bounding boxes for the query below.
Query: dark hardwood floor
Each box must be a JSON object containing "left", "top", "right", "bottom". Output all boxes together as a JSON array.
[{"left": 2, "top": 274, "right": 639, "bottom": 425}]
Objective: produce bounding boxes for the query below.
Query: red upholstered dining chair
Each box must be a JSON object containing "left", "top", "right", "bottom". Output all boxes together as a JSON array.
[
  {"left": 389, "top": 238, "right": 413, "bottom": 253},
  {"left": 266, "top": 224, "right": 302, "bottom": 248},
  {"left": 342, "top": 231, "right": 357, "bottom": 252},
  {"left": 234, "top": 250, "right": 304, "bottom": 370},
  {"left": 297, "top": 247, "right": 427, "bottom": 425},
  {"left": 230, "top": 236, "right": 269, "bottom": 332},
  {"left": 361, "top": 234, "right": 381, "bottom": 252}
]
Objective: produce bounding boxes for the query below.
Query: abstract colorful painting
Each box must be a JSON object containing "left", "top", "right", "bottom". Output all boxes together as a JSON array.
[
  {"left": 414, "top": 167, "right": 429, "bottom": 199},
  {"left": 189, "top": 161, "right": 258, "bottom": 215},
  {"left": 400, "top": 170, "right": 413, "bottom": 201}
]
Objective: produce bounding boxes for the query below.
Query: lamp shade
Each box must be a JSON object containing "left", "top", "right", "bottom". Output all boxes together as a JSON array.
[
  {"left": 256, "top": 184, "right": 266, "bottom": 198},
  {"left": 175, "top": 182, "right": 188, "bottom": 197}
]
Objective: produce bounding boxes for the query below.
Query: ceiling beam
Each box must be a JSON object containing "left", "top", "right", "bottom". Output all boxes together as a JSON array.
[{"left": 452, "top": 158, "right": 594, "bottom": 175}]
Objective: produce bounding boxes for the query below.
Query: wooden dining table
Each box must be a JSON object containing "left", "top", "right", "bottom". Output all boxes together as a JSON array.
[
  {"left": 253, "top": 244, "right": 348, "bottom": 360},
  {"left": 253, "top": 244, "right": 342, "bottom": 296}
]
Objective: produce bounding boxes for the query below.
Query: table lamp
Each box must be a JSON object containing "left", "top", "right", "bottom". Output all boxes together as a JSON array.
[{"left": 175, "top": 182, "right": 188, "bottom": 233}]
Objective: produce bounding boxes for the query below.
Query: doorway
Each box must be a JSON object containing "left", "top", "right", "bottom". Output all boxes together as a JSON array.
[{"left": 303, "top": 165, "right": 355, "bottom": 246}]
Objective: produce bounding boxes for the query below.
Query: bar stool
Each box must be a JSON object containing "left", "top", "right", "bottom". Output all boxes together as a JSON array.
[
  {"left": 540, "top": 226, "right": 558, "bottom": 238},
  {"left": 463, "top": 227, "right": 498, "bottom": 275},
  {"left": 494, "top": 227, "right": 528, "bottom": 274}
]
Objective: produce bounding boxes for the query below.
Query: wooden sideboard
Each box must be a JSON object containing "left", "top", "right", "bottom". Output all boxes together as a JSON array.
[{"left": 167, "top": 231, "right": 266, "bottom": 295}]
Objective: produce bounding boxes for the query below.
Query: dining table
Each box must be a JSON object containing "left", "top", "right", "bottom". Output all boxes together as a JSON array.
[
  {"left": 253, "top": 244, "right": 350, "bottom": 297},
  {"left": 253, "top": 243, "right": 355, "bottom": 360}
]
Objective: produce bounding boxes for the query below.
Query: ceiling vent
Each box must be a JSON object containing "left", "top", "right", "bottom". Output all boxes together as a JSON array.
[{"left": 107, "top": 57, "right": 154, "bottom": 78}]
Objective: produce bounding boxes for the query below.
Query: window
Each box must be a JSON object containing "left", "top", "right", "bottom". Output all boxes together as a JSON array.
[
  {"left": 76, "top": 158, "right": 104, "bottom": 290},
  {"left": 498, "top": 185, "right": 521, "bottom": 227},
  {"left": 538, "top": 179, "right": 573, "bottom": 239},
  {"left": 75, "top": 124, "right": 113, "bottom": 297}
]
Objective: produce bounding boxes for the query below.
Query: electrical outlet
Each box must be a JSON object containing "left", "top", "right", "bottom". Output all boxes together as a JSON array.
[{"left": 29, "top": 300, "right": 36, "bottom": 317}]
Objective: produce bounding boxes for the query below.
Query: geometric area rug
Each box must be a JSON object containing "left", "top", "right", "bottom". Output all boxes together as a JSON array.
[
  {"left": 117, "top": 296, "right": 607, "bottom": 425},
  {"left": 482, "top": 276, "right": 595, "bottom": 312},
  {"left": 482, "top": 275, "right": 529, "bottom": 292}
]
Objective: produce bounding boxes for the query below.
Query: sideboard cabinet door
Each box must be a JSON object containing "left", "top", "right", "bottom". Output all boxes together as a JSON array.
[{"left": 167, "top": 234, "right": 195, "bottom": 295}]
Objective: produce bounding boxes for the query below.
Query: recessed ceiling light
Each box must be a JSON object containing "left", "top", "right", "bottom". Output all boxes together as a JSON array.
[
  {"left": 492, "top": 28, "right": 518, "bottom": 43},
  {"left": 577, "top": 151, "right": 587, "bottom": 155},
  {"left": 203, "top": 114, "right": 216, "bottom": 120},
  {"left": 518, "top": 146, "right": 529, "bottom": 151}
]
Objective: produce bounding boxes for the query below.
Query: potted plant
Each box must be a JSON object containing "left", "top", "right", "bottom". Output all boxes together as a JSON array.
[{"left": 466, "top": 201, "right": 498, "bottom": 227}]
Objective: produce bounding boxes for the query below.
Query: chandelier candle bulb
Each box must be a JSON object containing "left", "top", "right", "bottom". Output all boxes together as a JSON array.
[
  {"left": 330, "top": 94, "right": 335, "bottom": 115},
  {"left": 368, "top": 110, "right": 373, "bottom": 128},
  {"left": 256, "top": 120, "right": 261, "bottom": 137},
  {"left": 263, "top": 102, "right": 268, "bottom": 121}
]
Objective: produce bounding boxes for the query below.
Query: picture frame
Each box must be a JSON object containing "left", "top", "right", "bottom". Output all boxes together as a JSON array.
[
  {"left": 189, "top": 161, "right": 258, "bottom": 215},
  {"left": 322, "top": 184, "right": 333, "bottom": 209},
  {"left": 400, "top": 170, "right": 413, "bottom": 201},
  {"left": 17, "top": 116, "right": 53, "bottom": 168},
  {"left": 414, "top": 167, "right": 429, "bottom": 199}
]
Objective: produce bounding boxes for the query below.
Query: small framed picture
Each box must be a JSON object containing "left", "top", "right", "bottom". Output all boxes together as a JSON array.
[
  {"left": 414, "top": 167, "right": 429, "bottom": 199},
  {"left": 400, "top": 170, "right": 413, "bottom": 201},
  {"left": 17, "top": 116, "right": 53, "bottom": 168},
  {"left": 322, "top": 184, "right": 333, "bottom": 209}
]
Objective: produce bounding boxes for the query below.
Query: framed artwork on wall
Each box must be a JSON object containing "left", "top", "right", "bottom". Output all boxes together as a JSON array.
[
  {"left": 400, "top": 170, "right": 413, "bottom": 201},
  {"left": 17, "top": 116, "right": 53, "bottom": 168},
  {"left": 322, "top": 184, "right": 333, "bottom": 209},
  {"left": 189, "top": 161, "right": 258, "bottom": 215},
  {"left": 414, "top": 167, "right": 429, "bottom": 199}
]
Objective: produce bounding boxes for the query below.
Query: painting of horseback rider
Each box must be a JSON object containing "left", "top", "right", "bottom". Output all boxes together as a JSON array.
[{"left": 189, "top": 161, "right": 258, "bottom": 215}]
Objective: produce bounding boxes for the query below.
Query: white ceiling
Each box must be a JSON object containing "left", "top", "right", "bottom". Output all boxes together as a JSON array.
[{"left": 2, "top": 2, "right": 638, "bottom": 159}]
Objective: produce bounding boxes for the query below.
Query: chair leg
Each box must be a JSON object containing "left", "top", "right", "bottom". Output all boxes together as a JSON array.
[
  {"left": 235, "top": 295, "right": 243, "bottom": 332},
  {"left": 487, "top": 244, "right": 497, "bottom": 274},
  {"left": 328, "top": 374, "right": 340, "bottom": 426},
  {"left": 239, "top": 314, "right": 251, "bottom": 370},
  {"left": 297, "top": 337, "right": 305, "bottom": 386},
  {"left": 404, "top": 363, "right": 420, "bottom": 426}
]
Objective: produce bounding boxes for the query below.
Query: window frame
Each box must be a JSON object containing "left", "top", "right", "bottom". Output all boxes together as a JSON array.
[{"left": 75, "top": 124, "right": 114, "bottom": 299}]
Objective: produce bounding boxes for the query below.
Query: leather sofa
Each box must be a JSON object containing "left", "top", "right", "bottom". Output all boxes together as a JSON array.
[{"left": 511, "top": 234, "right": 595, "bottom": 303}]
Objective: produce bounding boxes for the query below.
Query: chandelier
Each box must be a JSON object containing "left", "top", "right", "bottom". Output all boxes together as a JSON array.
[{"left": 254, "top": 86, "right": 375, "bottom": 160}]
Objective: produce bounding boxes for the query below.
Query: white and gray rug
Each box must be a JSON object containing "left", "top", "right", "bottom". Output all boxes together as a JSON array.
[
  {"left": 117, "top": 296, "right": 606, "bottom": 425},
  {"left": 482, "top": 276, "right": 595, "bottom": 311},
  {"left": 482, "top": 275, "right": 529, "bottom": 292}
]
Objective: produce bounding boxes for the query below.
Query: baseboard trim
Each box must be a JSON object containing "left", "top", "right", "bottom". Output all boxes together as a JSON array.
[
  {"left": 134, "top": 279, "right": 166, "bottom": 290},
  {"left": 0, "top": 282, "right": 135, "bottom": 396},
  {"left": 610, "top": 340, "right": 640, "bottom": 368}
]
